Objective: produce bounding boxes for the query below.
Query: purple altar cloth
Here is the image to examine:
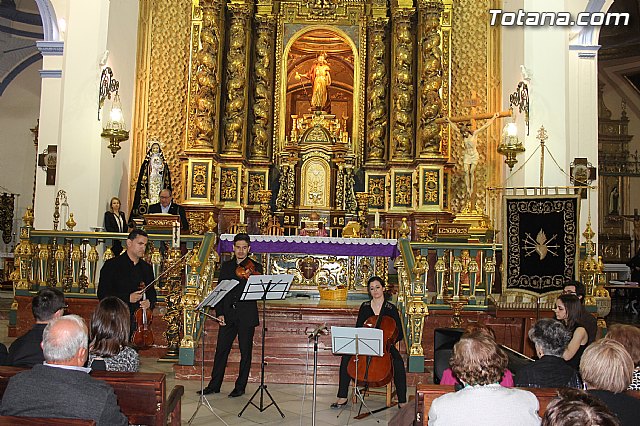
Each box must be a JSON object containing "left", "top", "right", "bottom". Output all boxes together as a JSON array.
[{"left": 217, "top": 234, "right": 399, "bottom": 258}]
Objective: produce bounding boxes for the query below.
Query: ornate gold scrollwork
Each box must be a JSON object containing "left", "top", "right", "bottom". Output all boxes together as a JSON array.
[
  {"left": 418, "top": 0, "right": 444, "bottom": 155},
  {"left": 250, "top": 16, "right": 275, "bottom": 159},
  {"left": 391, "top": 8, "right": 415, "bottom": 160},
  {"left": 407, "top": 299, "right": 429, "bottom": 356},
  {"left": 187, "top": 0, "right": 221, "bottom": 150},
  {"left": 222, "top": 2, "right": 252, "bottom": 154},
  {"left": 366, "top": 19, "right": 388, "bottom": 163}
]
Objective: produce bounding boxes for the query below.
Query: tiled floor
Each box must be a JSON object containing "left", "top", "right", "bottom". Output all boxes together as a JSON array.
[{"left": 141, "top": 357, "right": 410, "bottom": 425}]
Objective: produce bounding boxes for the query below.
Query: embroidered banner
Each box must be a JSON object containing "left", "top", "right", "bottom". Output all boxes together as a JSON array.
[{"left": 503, "top": 195, "right": 580, "bottom": 295}]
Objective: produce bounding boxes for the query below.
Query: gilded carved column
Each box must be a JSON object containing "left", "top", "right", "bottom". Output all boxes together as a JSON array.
[
  {"left": 186, "top": 0, "right": 223, "bottom": 151},
  {"left": 418, "top": 0, "right": 444, "bottom": 156},
  {"left": 390, "top": 7, "right": 416, "bottom": 161},
  {"left": 365, "top": 18, "right": 389, "bottom": 164},
  {"left": 249, "top": 15, "right": 275, "bottom": 160},
  {"left": 222, "top": 1, "right": 253, "bottom": 155}
]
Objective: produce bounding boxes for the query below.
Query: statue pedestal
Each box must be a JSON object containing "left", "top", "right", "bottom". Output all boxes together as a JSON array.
[{"left": 453, "top": 203, "right": 491, "bottom": 241}]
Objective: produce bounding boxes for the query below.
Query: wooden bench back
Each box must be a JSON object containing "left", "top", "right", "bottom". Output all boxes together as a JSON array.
[
  {"left": 414, "top": 384, "right": 640, "bottom": 426},
  {"left": 0, "top": 416, "right": 95, "bottom": 425},
  {"left": 0, "top": 367, "right": 178, "bottom": 426}
]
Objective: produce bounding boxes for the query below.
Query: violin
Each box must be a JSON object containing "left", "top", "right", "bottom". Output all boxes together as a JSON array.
[
  {"left": 236, "top": 258, "right": 260, "bottom": 280},
  {"left": 132, "top": 282, "right": 154, "bottom": 349},
  {"left": 346, "top": 314, "right": 398, "bottom": 388}
]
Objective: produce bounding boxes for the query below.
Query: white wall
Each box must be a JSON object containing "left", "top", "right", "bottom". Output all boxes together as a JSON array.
[{"left": 0, "top": 60, "right": 42, "bottom": 250}]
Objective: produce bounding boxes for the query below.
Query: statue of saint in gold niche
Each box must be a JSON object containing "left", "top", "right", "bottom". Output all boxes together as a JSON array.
[{"left": 296, "top": 53, "right": 332, "bottom": 112}]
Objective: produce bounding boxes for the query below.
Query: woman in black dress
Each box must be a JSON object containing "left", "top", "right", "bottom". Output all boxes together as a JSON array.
[
  {"left": 331, "top": 276, "right": 407, "bottom": 408},
  {"left": 103, "top": 197, "right": 127, "bottom": 255}
]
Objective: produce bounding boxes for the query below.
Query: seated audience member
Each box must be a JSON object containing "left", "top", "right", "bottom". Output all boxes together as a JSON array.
[
  {"left": 439, "top": 323, "right": 514, "bottom": 387},
  {"left": 0, "top": 315, "right": 128, "bottom": 426},
  {"left": 515, "top": 318, "right": 582, "bottom": 388},
  {"left": 428, "top": 334, "right": 540, "bottom": 426},
  {"left": 604, "top": 324, "right": 640, "bottom": 390},
  {"left": 563, "top": 280, "right": 598, "bottom": 343},
  {"left": 581, "top": 339, "right": 640, "bottom": 426},
  {"left": 87, "top": 297, "right": 140, "bottom": 372},
  {"left": 0, "top": 343, "right": 7, "bottom": 365},
  {"left": 541, "top": 388, "right": 620, "bottom": 426},
  {"left": 7, "top": 287, "right": 65, "bottom": 367},
  {"left": 552, "top": 294, "right": 588, "bottom": 370}
]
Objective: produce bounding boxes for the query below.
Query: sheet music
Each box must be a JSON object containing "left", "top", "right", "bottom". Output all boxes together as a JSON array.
[
  {"left": 197, "top": 279, "right": 240, "bottom": 311},
  {"left": 240, "top": 274, "right": 294, "bottom": 301},
  {"left": 330, "top": 326, "right": 384, "bottom": 357}
]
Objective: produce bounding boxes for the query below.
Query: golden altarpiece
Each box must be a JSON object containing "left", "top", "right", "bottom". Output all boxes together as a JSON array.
[{"left": 131, "top": 0, "right": 503, "bottom": 236}]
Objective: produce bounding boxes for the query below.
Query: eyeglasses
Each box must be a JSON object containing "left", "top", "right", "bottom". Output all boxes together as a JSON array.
[
  {"left": 562, "top": 290, "right": 576, "bottom": 295},
  {"left": 58, "top": 304, "right": 68, "bottom": 312}
]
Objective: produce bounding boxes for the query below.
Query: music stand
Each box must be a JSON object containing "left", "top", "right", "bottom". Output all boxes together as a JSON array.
[
  {"left": 238, "top": 274, "right": 293, "bottom": 418},
  {"left": 331, "top": 326, "right": 384, "bottom": 422},
  {"left": 187, "top": 279, "right": 240, "bottom": 426}
]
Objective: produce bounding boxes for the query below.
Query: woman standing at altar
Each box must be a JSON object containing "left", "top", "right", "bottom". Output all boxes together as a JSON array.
[
  {"left": 104, "top": 197, "right": 127, "bottom": 256},
  {"left": 331, "top": 276, "right": 407, "bottom": 409}
]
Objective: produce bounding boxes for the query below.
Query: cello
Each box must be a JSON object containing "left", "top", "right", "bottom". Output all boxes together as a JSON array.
[
  {"left": 346, "top": 313, "right": 398, "bottom": 388},
  {"left": 132, "top": 282, "right": 154, "bottom": 349}
]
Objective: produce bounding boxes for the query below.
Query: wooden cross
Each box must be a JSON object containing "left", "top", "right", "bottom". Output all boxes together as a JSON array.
[
  {"left": 435, "top": 91, "right": 512, "bottom": 126},
  {"left": 37, "top": 145, "right": 57, "bottom": 185}
]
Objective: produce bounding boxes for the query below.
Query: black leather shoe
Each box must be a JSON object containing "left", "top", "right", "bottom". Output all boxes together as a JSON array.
[
  {"left": 228, "top": 388, "right": 245, "bottom": 398},
  {"left": 330, "top": 400, "right": 348, "bottom": 409},
  {"left": 197, "top": 386, "right": 219, "bottom": 395}
]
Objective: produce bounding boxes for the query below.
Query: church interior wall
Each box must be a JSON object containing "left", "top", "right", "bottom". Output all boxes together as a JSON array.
[{"left": 0, "top": 60, "right": 42, "bottom": 250}]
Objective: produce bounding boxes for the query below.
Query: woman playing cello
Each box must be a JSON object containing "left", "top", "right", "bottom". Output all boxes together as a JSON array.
[{"left": 331, "top": 276, "right": 407, "bottom": 409}]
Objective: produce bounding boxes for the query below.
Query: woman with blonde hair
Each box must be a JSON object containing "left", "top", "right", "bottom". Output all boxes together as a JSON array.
[
  {"left": 581, "top": 339, "right": 640, "bottom": 426},
  {"left": 103, "top": 197, "right": 127, "bottom": 255},
  {"left": 605, "top": 324, "right": 640, "bottom": 390},
  {"left": 428, "top": 334, "right": 540, "bottom": 426}
]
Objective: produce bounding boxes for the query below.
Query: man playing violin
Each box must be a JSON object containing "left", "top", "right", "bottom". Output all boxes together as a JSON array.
[
  {"left": 199, "top": 233, "right": 263, "bottom": 398},
  {"left": 98, "top": 229, "right": 156, "bottom": 337},
  {"left": 332, "top": 276, "right": 407, "bottom": 409}
]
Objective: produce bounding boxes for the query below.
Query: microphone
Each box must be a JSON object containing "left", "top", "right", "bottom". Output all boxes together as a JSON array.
[{"left": 307, "top": 323, "right": 329, "bottom": 340}]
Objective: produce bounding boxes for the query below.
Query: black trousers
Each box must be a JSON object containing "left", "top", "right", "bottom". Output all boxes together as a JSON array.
[
  {"left": 208, "top": 322, "right": 255, "bottom": 392},
  {"left": 336, "top": 345, "right": 407, "bottom": 403}
]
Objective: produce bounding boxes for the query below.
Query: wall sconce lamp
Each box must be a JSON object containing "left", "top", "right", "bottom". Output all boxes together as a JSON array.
[
  {"left": 99, "top": 67, "right": 129, "bottom": 157},
  {"left": 497, "top": 81, "right": 529, "bottom": 170}
]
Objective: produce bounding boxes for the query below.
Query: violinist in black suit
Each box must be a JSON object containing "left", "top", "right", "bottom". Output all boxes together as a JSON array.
[
  {"left": 148, "top": 188, "right": 189, "bottom": 232},
  {"left": 198, "top": 233, "right": 262, "bottom": 398},
  {"left": 103, "top": 197, "right": 128, "bottom": 255}
]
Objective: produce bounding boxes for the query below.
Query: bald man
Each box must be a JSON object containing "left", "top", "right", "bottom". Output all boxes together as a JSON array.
[{"left": 0, "top": 315, "right": 128, "bottom": 425}]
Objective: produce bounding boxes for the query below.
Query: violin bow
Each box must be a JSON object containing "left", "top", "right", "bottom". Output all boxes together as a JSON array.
[{"left": 138, "top": 248, "right": 194, "bottom": 293}]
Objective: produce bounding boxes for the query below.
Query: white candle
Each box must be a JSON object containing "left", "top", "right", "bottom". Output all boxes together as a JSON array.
[
  {"left": 374, "top": 212, "right": 380, "bottom": 228},
  {"left": 239, "top": 207, "right": 245, "bottom": 223}
]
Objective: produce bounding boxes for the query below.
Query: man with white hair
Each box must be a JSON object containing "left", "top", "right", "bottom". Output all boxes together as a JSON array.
[{"left": 0, "top": 315, "right": 128, "bottom": 425}]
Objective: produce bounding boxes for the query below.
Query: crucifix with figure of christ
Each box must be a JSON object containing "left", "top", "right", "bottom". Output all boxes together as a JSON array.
[{"left": 435, "top": 92, "right": 512, "bottom": 210}]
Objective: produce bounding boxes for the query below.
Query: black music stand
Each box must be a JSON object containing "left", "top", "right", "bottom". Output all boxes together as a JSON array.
[
  {"left": 331, "top": 326, "right": 384, "bottom": 423},
  {"left": 238, "top": 274, "right": 293, "bottom": 418},
  {"left": 187, "top": 279, "right": 239, "bottom": 426}
]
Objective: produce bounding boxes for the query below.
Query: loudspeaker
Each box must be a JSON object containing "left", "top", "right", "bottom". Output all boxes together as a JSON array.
[{"left": 433, "top": 328, "right": 464, "bottom": 384}]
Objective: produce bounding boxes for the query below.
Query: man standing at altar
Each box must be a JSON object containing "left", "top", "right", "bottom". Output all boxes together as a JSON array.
[
  {"left": 148, "top": 188, "right": 189, "bottom": 232},
  {"left": 198, "top": 233, "right": 263, "bottom": 398}
]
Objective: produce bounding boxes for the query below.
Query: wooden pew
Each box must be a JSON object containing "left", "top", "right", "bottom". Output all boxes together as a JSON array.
[
  {"left": 0, "top": 367, "right": 184, "bottom": 426},
  {"left": 413, "top": 384, "right": 640, "bottom": 426},
  {"left": 0, "top": 416, "right": 95, "bottom": 425}
]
